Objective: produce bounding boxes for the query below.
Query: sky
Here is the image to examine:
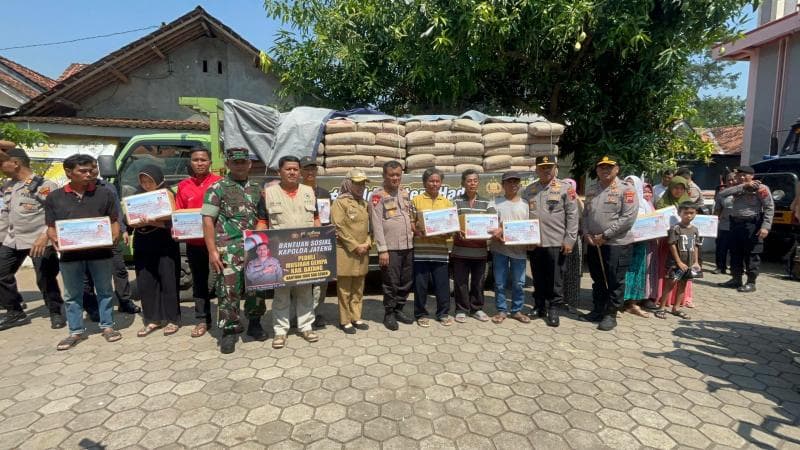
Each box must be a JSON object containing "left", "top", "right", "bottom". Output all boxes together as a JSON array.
[{"left": 1, "top": 0, "right": 753, "bottom": 98}]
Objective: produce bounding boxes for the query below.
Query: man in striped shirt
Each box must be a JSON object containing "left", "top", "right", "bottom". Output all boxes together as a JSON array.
[{"left": 411, "top": 168, "right": 455, "bottom": 327}]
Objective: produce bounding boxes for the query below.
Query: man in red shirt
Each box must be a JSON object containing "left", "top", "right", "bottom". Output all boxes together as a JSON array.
[{"left": 176, "top": 148, "right": 221, "bottom": 337}]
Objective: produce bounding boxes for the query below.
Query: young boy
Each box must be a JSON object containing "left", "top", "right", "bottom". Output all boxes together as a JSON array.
[{"left": 656, "top": 201, "right": 703, "bottom": 319}]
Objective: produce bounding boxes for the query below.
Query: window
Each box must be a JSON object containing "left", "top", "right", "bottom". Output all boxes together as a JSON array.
[
  {"left": 217, "top": 61, "right": 223, "bottom": 74},
  {"left": 202, "top": 60, "right": 208, "bottom": 73}
]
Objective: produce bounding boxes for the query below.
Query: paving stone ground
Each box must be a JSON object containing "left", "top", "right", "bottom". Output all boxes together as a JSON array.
[{"left": 1, "top": 259, "right": 799, "bottom": 449}]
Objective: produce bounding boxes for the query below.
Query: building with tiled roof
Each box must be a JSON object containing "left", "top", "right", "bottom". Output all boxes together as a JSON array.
[{"left": 0, "top": 56, "right": 56, "bottom": 112}]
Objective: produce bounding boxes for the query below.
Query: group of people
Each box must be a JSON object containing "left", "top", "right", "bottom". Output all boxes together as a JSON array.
[{"left": 0, "top": 143, "right": 776, "bottom": 355}]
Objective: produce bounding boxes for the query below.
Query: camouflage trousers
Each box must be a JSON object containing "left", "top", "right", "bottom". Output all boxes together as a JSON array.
[{"left": 216, "top": 245, "right": 266, "bottom": 333}]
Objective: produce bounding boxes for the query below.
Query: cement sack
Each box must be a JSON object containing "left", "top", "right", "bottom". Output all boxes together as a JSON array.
[
  {"left": 529, "top": 122, "right": 566, "bottom": 136},
  {"left": 356, "top": 145, "right": 406, "bottom": 159},
  {"left": 455, "top": 164, "right": 484, "bottom": 173},
  {"left": 325, "top": 119, "right": 357, "bottom": 134},
  {"left": 527, "top": 144, "right": 559, "bottom": 156},
  {"left": 317, "top": 166, "right": 326, "bottom": 175},
  {"left": 381, "top": 122, "right": 406, "bottom": 136},
  {"left": 405, "top": 154, "right": 436, "bottom": 170},
  {"left": 453, "top": 142, "right": 484, "bottom": 156},
  {"left": 407, "top": 143, "right": 454, "bottom": 156},
  {"left": 482, "top": 132, "right": 512, "bottom": 148},
  {"left": 434, "top": 131, "right": 482, "bottom": 144},
  {"left": 356, "top": 122, "right": 384, "bottom": 133},
  {"left": 325, "top": 155, "right": 374, "bottom": 168},
  {"left": 318, "top": 143, "right": 325, "bottom": 155},
  {"left": 510, "top": 134, "right": 560, "bottom": 145},
  {"left": 405, "top": 120, "right": 452, "bottom": 133},
  {"left": 374, "top": 133, "right": 406, "bottom": 148},
  {"left": 435, "top": 155, "right": 483, "bottom": 166},
  {"left": 324, "top": 145, "right": 357, "bottom": 156},
  {"left": 451, "top": 119, "right": 482, "bottom": 133},
  {"left": 510, "top": 166, "right": 531, "bottom": 172},
  {"left": 324, "top": 166, "right": 383, "bottom": 176},
  {"left": 435, "top": 165, "right": 456, "bottom": 173},
  {"left": 405, "top": 131, "right": 436, "bottom": 146},
  {"left": 485, "top": 145, "right": 526, "bottom": 157},
  {"left": 406, "top": 168, "right": 429, "bottom": 174},
  {"left": 482, "top": 122, "right": 529, "bottom": 135},
  {"left": 483, "top": 155, "right": 513, "bottom": 171},
  {"left": 511, "top": 156, "right": 537, "bottom": 166},
  {"left": 316, "top": 156, "right": 325, "bottom": 166},
  {"left": 324, "top": 132, "right": 375, "bottom": 146},
  {"left": 374, "top": 156, "right": 406, "bottom": 168}
]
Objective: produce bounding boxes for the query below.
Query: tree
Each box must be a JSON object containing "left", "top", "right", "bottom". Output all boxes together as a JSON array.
[
  {"left": 684, "top": 51, "right": 745, "bottom": 128},
  {"left": 0, "top": 123, "right": 47, "bottom": 149},
  {"left": 692, "top": 95, "right": 745, "bottom": 128},
  {"left": 263, "top": 0, "right": 758, "bottom": 175}
]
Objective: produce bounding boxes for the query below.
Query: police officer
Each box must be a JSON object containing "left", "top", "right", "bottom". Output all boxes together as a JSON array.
[
  {"left": 523, "top": 156, "right": 579, "bottom": 327},
  {"left": 244, "top": 234, "right": 283, "bottom": 286},
  {"left": 717, "top": 166, "right": 774, "bottom": 293},
  {"left": 202, "top": 147, "right": 268, "bottom": 354},
  {"left": 369, "top": 160, "right": 415, "bottom": 331},
  {"left": 582, "top": 155, "right": 638, "bottom": 331},
  {"left": 0, "top": 148, "right": 65, "bottom": 330}
]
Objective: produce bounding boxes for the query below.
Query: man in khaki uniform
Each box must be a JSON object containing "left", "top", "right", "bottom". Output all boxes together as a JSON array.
[
  {"left": 369, "top": 160, "right": 415, "bottom": 330},
  {"left": 257, "top": 155, "right": 320, "bottom": 349}
]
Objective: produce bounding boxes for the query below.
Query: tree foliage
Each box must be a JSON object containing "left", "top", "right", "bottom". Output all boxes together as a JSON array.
[
  {"left": 685, "top": 51, "right": 745, "bottom": 128},
  {"left": 692, "top": 95, "right": 745, "bottom": 128},
  {"left": 263, "top": 0, "right": 758, "bottom": 175},
  {"left": 0, "top": 123, "right": 47, "bottom": 149}
]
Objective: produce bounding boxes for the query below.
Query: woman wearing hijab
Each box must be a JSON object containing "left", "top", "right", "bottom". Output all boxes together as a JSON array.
[
  {"left": 129, "top": 165, "right": 181, "bottom": 336},
  {"left": 654, "top": 176, "right": 695, "bottom": 308},
  {"left": 331, "top": 169, "right": 372, "bottom": 334},
  {"left": 622, "top": 175, "right": 655, "bottom": 317},
  {"left": 562, "top": 178, "right": 584, "bottom": 312}
]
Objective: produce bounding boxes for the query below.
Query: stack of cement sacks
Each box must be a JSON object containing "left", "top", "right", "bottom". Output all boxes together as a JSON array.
[{"left": 319, "top": 117, "right": 565, "bottom": 175}]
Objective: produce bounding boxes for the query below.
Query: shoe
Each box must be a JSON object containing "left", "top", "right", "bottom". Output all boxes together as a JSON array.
[
  {"left": 118, "top": 301, "right": 141, "bottom": 314},
  {"left": 312, "top": 316, "right": 327, "bottom": 330},
  {"left": 579, "top": 310, "right": 603, "bottom": 322},
  {"left": 718, "top": 278, "right": 743, "bottom": 288},
  {"left": 737, "top": 283, "right": 756, "bottom": 293},
  {"left": 352, "top": 321, "right": 369, "bottom": 331},
  {"left": 220, "top": 333, "right": 237, "bottom": 354},
  {"left": 272, "top": 334, "right": 287, "bottom": 349},
  {"left": 711, "top": 268, "right": 726, "bottom": 275},
  {"left": 641, "top": 300, "right": 659, "bottom": 310},
  {"left": 0, "top": 310, "right": 29, "bottom": 331},
  {"left": 395, "top": 311, "right": 414, "bottom": 325},
  {"left": 50, "top": 313, "right": 66, "bottom": 329},
  {"left": 598, "top": 315, "right": 617, "bottom": 331},
  {"left": 301, "top": 330, "right": 319, "bottom": 343},
  {"left": 341, "top": 324, "right": 356, "bottom": 334},
  {"left": 532, "top": 308, "right": 546, "bottom": 319},
  {"left": 384, "top": 313, "right": 399, "bottom": 331},
  {"left": 247, "top": 318, "right": 268, "bottom": 341},
  {"left": 546, "top": 308, "right": 560, "bottom": 327},
  {"left": 88, "top": 312, "right": 100, "bottom": 323}
]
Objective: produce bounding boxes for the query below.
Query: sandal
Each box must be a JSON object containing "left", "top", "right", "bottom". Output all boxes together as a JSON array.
[
  {"left": 56, "top": 334, "right": 86, "bottom": 351},
  {"left": 455, "top": 313, "right": 467, "bottom": 323},
  {"left": 671, "top": 310, "right": 691, "bottom": 319},
  {"left": 626, "top": 304, "right": 650, "bottom": 318},
  {"left": 272, "top": 334, "right": 287, "bottom": 349},
  {"left": 191, "top": 323, "right": 209, "bottom": 338},
  {"left": 102, "top": 329, "right": 122, "bottom": 343},
  {"left": 137, "top": 323, "right": 161, "bottom": 337},
  {"left": 163, "top": 323, "right": 180, "bottom": 336},
  {"left": 491, "top": 313, "right": 507, "bottom": 324},
  {"left": 417, "top": 318, "right": 431, "bottom": 328},
  {"left": 510, "top": 312, "right": 531, "bottom": 324},
  {"left": 654, "top": 309, "right": 668, "bottom": 320},
  {"left": 439, "top": 316, "right": 454, "bottom": 326}
]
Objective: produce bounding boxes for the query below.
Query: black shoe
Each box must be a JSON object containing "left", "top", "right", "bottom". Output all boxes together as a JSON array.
[
  {"left": 352, "top": 321, "right": 369, "bottom": 331},
  {"left": 220, "top": 333, "right": 237, "bottom": 354},
  {"left": 118, "top": 301, "right": 141, "bottom": 314},
  {"left": 718, "top": 278, "right": 743, "bottom": 288},
  {"left": 579, "top": 310, "right": 603, "bottom": 322},
  {"left": 598, "top": 315, "right": 617, "bottom": 331},
  {"left": 50, "top": 313, "right": 66, "bottom": 329},
  {"left": 0, "top": 310, "right": 29, "bottom": 331},
  {"left": 312, "top": 316, "right": 327, "bottom": 330},
  {"left": 737, "top": 283, "right": 756, "bottom": 293},
  {"left": 341, "top": 324, "right": 356, "bottom": 334},
  {"left": 384, "top": 313, "right": 399, "bottom": 331},
  {"left": 641, "top": 300, "right": 659, "bottom": 311},
  {"left": 546, "top": 308, "right": 560, "bottom": 327},
  {"left": 535, "top": 308, "right": 546, "bottom": 318},
  {"left": 88, "top": 312, "right": 100, "bottom": 323},
  {"left": 395, "top": 311, "right": 414, "bottom": 324},
  {"left": 246, "top": 318, "right": 268, "bottom": 341}
]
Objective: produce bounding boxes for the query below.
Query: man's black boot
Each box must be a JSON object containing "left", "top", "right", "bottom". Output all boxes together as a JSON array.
[
  {"left": 220, "top": 333, "right": 237, "bottom": 354},
  {"left": 579, "top": 310, "right": 603, "bottom": 322},
  {"left": 384, "top": 313, "right": 399, "bottom": 331},
  {"left": 50, "top": 313, "right": 66, "bottom": 329},
  {"left": 312, "top": 314, "right": 327, "bottom": 330},
  {"left": 737, "top": 283, "right": 756, "bottom": 293},
  {"left": 247, "top": 318, "right": 268, "bottom": 341},
  {"left": 395, "top": 310, "right": 414, "bottom": 324},
  {"left": 0, "top": 311, "right": 29, "bottom": 331},
  {"left": 118, "top": 301, "right": 141, "bottom": 314},
  {"left": 717, "top": 277, "right": 742, "bottom": 288},
  {"left": 546, "top": 308, "right": 560, "bottom": 327},
  {"left": 598, "top": 314, "right": 617, "bottom": 331}
]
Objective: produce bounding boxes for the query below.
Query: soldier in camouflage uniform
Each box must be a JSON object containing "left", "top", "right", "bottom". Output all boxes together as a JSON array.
[{"left": 202, "top": 147, "right": 267, "bottom": 354}]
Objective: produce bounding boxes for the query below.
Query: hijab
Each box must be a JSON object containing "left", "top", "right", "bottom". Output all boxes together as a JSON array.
[
  {"left": 136, "top": 164, "right": 165, "bottom": 194},
  {"left": 337, "top": 178, "right": 364, "bottom": 201},
  {"left": 625, "top": 175, "right": 654, "bottom": 214},
  {"left": 656, "top": 176, "right": 690, "bottom": 208}
]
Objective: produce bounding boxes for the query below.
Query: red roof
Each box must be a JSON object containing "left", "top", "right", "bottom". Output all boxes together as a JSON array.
[
  {"left": 706, "top": 125, "right": 744, "bottom": 155},
  {"left": 0, "top": 71, "right": 40, "bottom": 99},
  {"left": 0, "top": 56, "right": 55, "bottom": 90},
  {"left": 5, "top": 115, "right": 209, "bottom": 131},
  {"left": 56, "top": 63, "right": 87, "bottom": 83}
]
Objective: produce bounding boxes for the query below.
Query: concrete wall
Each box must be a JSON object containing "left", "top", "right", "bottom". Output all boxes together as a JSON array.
[
  {"left": 781, "top": 33, "right": 800, "bottom": 137},
  {"left": 79, "top": 37, "right": 281, "bottom": 120},
  {"left": 747, "top": 44, "right": 780, "bottom": 164}
]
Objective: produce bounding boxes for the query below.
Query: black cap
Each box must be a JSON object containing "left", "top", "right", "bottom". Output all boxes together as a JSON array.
[
  {"left": 535, "top": 155, "right": 557, "bottom": 166},
  {"left": 5, "top": 148, "right": 28, "bottom": 159},
  {"left": 502, "top": 171, "right": 521, "bottom": 181},
  {"left": 735, "top": 165, "right": 754, "bottom": 174},
  {"left": 299, "top": 156, "right": 317, "bottom": 168}
]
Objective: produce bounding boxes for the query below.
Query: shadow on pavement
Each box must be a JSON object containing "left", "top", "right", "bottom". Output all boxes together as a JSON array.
[{"left": 645, "top": 320, "right": 800, "bottom": 448}]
